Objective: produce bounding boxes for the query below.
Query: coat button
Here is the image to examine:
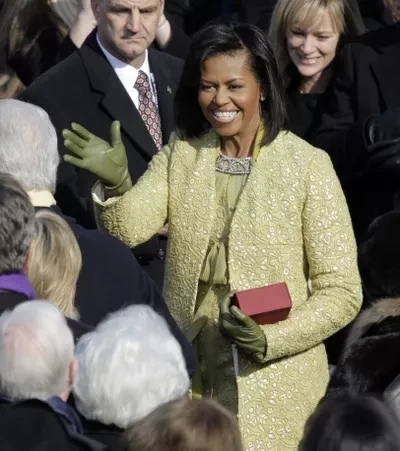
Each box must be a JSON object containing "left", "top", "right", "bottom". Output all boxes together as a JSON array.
[{"left": 157, "top": 249, "right": 165, "bottom": 260}]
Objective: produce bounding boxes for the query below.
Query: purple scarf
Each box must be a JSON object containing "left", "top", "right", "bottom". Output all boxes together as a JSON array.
[{"left": 0, "top": 273, "right": 37, "bottom": 300}]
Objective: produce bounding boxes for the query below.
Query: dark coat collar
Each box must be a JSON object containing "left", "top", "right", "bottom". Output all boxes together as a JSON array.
[
  {"left": 0, "top": 290, "right": 28, "bottom": 311},
  {"left": 35, "top": 205, "right": 77, "bottom": 227},
  {"left": 81, "top": 416, "right": 123, "bottom": 436}
]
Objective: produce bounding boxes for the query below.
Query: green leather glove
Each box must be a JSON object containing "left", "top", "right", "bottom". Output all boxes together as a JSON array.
[
  {"left": 63, "top": 121, "right": 132, "bottom": 196},
  {"left": 219, "top": 293, "right": 267, "bottom": 363}
]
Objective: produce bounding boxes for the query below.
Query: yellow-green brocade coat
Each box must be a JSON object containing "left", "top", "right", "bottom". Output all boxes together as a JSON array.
[{"left": 95, "top": 129, "right": 362, "bottom": 450}]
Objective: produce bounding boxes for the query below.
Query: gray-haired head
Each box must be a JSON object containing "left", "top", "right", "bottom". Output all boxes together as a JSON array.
[
  {"left": 0, "top": 301, "right": 74, "bottom": 401},
  {"left": 0, "top": 173, "right": 36, "bottom": 274},
  {"left": 73, "top": 305, "right": 190, "bottom": 429},
  {"left": 0, "top": 99, "right": 59, "bottom": 193}
]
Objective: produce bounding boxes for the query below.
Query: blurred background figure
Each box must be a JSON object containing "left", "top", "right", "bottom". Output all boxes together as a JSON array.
[
  {"left": 269, "top": 0, "right": 363, "bottom": 143},
  {"left": 328, "top": 297, "right": 400, "bottom": 394},
  {"left": 360, "top": 0, "right": 400, "bottom": 29},
  {"left": 325, "top": 210, "right": 400, "bottom": 396},
  {"left": 28, "top": 210, "right": 82, "bottom": 320},
  {"left": 0, "top": 0, "right": 96, "bottom": 97},
  {"left": 124, "top": 398, "right": 243, "bottom": 451},
  {"left": 299, "top": 392, "right": 400, "bottom": 451},
  {"left": 358, "top": 211, "right": 400, "bottom": 304},
  {"left": 73, "top": 305, "right": 190, "bottom": 450}
]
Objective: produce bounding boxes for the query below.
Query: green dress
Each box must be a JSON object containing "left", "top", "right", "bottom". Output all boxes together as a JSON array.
[{"left": 194, "top": 153, "right": 251, "bottom": 413}]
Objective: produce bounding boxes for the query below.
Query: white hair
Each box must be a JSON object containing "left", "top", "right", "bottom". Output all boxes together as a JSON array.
[
  {"left": 0, "top": 99, "right": 59, "bottom": 192},
  {"left": 73, "top": 305, "right": 190, "bottom": 429},
  {"left": 0, "top": 301, "right": 74, "bottom": 400}
]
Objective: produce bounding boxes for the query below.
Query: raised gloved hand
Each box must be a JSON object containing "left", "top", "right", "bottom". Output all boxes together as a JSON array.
[
  {"left": 219, "top": 293, "right": 267, "bottom": 363},
  {"left": 63, "top": 121, "right": 132, "bottom": 196}
]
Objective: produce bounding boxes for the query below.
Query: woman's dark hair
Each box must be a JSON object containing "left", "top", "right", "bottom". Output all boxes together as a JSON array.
[
  {"left": 174, "top": 22, "right": 287, "bottom": 147},
  {"left": 299, "top": 391, "right": 400, "bottom": 451}
]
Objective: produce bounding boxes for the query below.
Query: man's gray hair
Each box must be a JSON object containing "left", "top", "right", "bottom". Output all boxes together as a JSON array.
[
  {"left": 0, "top": 173, "right": 36, "bottom": 274},
  {"left": 73, "top": 305, "right": 190, "bottom": 429},
  {"left": 0, "top": 99, "right": 59, "bottom": 192},
  {"left": 0, "top": 301, "right": 74, "bottom": 400}
]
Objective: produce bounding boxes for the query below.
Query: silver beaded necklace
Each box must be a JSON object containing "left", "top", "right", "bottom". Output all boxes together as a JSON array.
[{"left": 215, "top": 152, "right": 253, "bottom": 175}]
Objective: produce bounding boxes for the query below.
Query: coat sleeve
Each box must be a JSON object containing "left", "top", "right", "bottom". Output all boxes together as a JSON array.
[
  {"left": 93, "top": 135, "right": 175, "bottom": 248},
  {"left": 261, "top": 150, "right": 362, "bottom": 363}
]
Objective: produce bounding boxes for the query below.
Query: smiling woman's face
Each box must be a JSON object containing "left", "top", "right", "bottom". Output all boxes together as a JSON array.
[
  {"left": 197, "top": 52, "right": 263, "bottom": 139},
  {"left": 286, "top": 10, "right": 340, "bottom": 80}
]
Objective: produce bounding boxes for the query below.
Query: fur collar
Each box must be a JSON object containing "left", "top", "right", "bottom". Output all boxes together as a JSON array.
[{"left": 345, "top": 297, "right": 400, "bottom": 350}]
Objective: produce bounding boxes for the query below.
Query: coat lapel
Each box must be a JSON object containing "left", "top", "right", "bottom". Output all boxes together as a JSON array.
[
  {"left": 148, "top": 50, "right": 178, "bottom": 143},
  {"left": 79, "top": 34, "right": 158, "bottom": 160}
]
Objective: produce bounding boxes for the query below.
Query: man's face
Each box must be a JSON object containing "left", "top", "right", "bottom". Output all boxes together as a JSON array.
[{"left": 92, "top": 0, "right": 164, "bottom": 66}]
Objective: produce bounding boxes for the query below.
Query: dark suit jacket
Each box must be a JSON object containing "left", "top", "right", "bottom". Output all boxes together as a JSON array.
[
  {"left": 21, "top": 30, "right": 183, "bottom": 287},
  {"left": 80, "top": 417, "right": 124, "bottom": 451},
  {"left": 0, "top": 290, "right": 90, "bottom": 343},
  {"left": 313, "top": 23, "right": 400, "bottom": 240},
  {"left": 0, "top": 399, "right": 106, "bottom": 451},
  {"left": 35, "top": 205, "right": 196, "bottom": 378}
]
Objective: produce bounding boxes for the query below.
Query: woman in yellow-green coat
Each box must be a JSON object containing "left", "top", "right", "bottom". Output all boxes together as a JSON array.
[{"left": 63, "top": 23, "right": 362, "bottom": 451}]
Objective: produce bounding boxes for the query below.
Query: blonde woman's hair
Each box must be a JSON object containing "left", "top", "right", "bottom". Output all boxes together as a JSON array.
[
  {"left": 27, "top": 210, "right": 81, "bottom": 319},
  {"left": 269, "top": 0, "right": 357, "bottom": 72},
  {"left": 124, "top": 398, "right": 243, "bottom": 451}
]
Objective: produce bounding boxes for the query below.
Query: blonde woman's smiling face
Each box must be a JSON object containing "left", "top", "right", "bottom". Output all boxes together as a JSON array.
[{"left": 286, "top": 10, "right": 340, "bottom": 80}]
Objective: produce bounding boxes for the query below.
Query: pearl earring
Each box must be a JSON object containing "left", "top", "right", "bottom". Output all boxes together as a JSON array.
[{"left": 260, "top": 96, "right": 265, "bottom": 102}]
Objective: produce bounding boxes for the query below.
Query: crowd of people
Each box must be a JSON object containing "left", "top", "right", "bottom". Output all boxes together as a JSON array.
[{"left": 0, "top": 0, "right": 399, "bottom": 450}]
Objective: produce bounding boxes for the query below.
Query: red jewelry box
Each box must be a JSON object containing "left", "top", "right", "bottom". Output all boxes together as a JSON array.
[{"left": 233, "top": 282, "right": 292, "bottom": 325}]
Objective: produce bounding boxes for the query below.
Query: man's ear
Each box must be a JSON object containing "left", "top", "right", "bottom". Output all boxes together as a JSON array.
[
  {"left": 91, "top": 0, "right": 102, "bottom": 21},
  {"left": 23, "top": 242, "right": 33, "bottom": 274}
]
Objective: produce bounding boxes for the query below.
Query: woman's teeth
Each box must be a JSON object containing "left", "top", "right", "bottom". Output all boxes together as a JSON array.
[
  {"left": 213, "top": 111, "right": 239, "bottom": 122},
  {"left": 300, "top": 57, "right": 319, "bottom": 64}
]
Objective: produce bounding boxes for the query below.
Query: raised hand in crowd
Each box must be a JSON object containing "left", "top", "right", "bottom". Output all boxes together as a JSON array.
[
  {"left": 68, "top": 0, "right": 97, "bottom": 48},
  {"left": 64, "top": 121, "right": 132, "bottom": 196}
]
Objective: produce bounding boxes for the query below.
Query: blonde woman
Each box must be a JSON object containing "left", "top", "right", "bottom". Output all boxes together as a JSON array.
[
  {"left": 27, "top": 210, "right": 82, "bottom": 319},
  {"left": 269, "top": 0, "right": 362, "bottom": 142}
]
